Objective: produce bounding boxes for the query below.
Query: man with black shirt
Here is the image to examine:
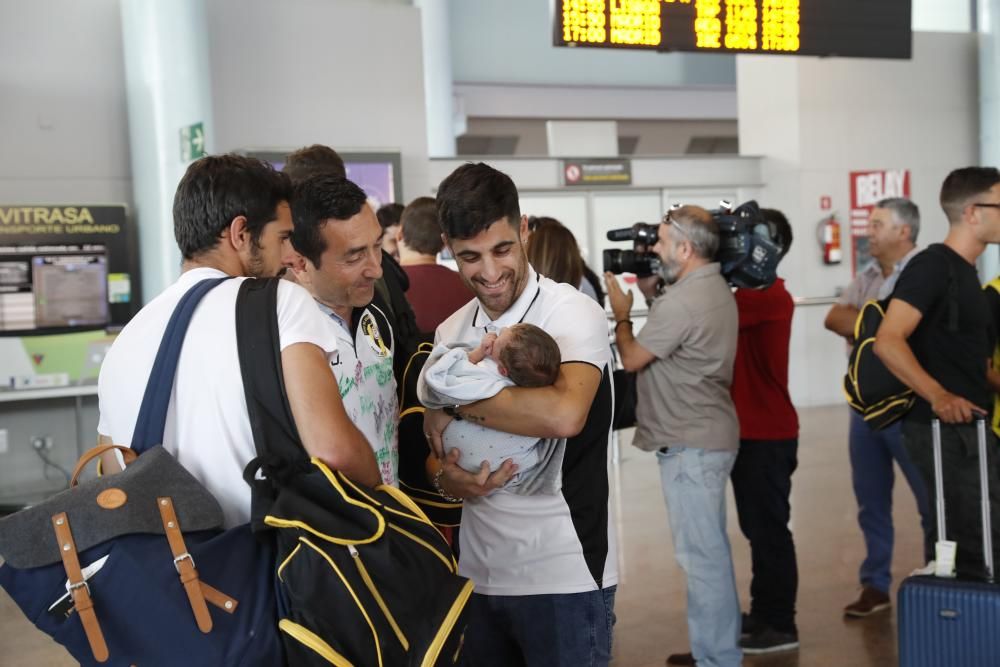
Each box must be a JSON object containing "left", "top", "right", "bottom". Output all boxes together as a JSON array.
[{"left": 875, "top": 166, "right": 1000, "bottom": 577}]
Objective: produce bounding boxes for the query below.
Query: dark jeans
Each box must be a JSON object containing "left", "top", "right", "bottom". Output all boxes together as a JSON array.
[
  {"left": 730, "top": 438, "right": 798, "bottom": 634},
  {"left": 849, "top": 412, "right": 932, "bottom": 592},
  {"left": 902, "top": 420, "right": 1000, "bottom": 578},
  {"left": 460, "top": 587, "right": 616, "bottom": 667}
]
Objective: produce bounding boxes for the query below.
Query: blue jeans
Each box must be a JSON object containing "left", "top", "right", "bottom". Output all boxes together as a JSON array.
[
  {"left": 657, "top": 447, "right": 742, "bottom": 667},
  {"left": 849, "top": 412, "right": 932, "bottom": 593},
  {"left": 460, "top": 587, "right": 616, "bottom": 667}
]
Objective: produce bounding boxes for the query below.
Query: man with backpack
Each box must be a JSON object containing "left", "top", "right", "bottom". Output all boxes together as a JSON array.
[
  {"left": 97, "top": 154, "right": 381, "bottom": 529},
  {"left": 284, "top": 173, "right": 400, "bottom": 486},
  {"left": 283, "top": 145, "right": 422, "bottom": 388},
  {"left": 824, "top": 198, "right": 932, "bottom": 617},
  {"left": 875, "top": 167, "right": 1000, "bottom": 579}
]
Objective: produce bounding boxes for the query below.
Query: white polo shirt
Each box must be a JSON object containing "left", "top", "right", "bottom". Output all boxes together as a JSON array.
[
  {"left": 97, "top": 268, "right": 340, "bottom": 528},
  {"left": 319, "top": 301, "right": 399, "bottom": 487},
  {"left": 432, "top": 267, "right": 618, "bottom": 595}
]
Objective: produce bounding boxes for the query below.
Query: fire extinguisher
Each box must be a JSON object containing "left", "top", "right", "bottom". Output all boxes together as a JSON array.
[{"left": 817, "top": 214, "right": 842, "bottom": 265}]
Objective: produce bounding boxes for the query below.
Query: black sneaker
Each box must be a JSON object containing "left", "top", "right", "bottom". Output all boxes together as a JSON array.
[
  {"left": 741, "top": 612, "right": 763, "bottom": 639},
  {"left": 740, "top": 626, "right": 799, "bottom": 654}
]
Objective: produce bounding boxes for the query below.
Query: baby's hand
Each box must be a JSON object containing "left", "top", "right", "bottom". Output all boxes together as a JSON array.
[
  {"left": 467, "top": 332, "right": 498, "bottom": 364},
  {"left": 480, "top": 332, "right": 498, "bottom": 357}
]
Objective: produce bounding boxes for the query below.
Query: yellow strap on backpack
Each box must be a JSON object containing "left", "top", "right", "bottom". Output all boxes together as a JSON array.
[{"left": 985, "top": 277, "right": 1000, "bottom": 438}]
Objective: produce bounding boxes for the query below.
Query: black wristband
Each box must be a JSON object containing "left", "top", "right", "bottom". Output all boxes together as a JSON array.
[
  {"left": 615, "top": 319, "right": 633, "bottom": 330},
  {"left": 443, "top": 405, "right": 463, "bottom": 421}
]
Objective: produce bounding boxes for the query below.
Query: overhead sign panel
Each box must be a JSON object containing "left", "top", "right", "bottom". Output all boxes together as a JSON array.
[{"left": 553, "top": 0, "right": 911, "bottom": 59}]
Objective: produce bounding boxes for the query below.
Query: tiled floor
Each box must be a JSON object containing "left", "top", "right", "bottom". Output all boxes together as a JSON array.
[{"left": 1, "top": 404, "right": 924, "bottom": 666}]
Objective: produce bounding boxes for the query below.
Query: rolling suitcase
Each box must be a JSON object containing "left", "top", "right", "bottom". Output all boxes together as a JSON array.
[{"left": 897, "top": 418, "right": 1000, "bottom": 667}]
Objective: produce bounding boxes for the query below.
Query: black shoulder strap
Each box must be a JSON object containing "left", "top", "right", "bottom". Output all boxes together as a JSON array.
[
  {"left": 131, "top": 276, "right": 231, "bottom": 454},
  {"left": 236, "top": 279, "right": 311, "bottom": 527}
]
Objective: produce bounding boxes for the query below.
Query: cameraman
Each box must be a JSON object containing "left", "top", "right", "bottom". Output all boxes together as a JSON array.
[{"left": 606, "top": 205, "right": 741, "bottom": 667}]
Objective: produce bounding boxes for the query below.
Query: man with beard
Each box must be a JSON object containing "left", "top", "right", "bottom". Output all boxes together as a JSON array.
[
  {"left": 606, "top": 205, "right": 741, "bottom": 667},
  {"left": 285, "top": 174, "right": 400, "bottom": 487},
  {"left": 97, "top": 155, "right": 381, "bottom": 529},
  {"left": 419, "top": 162, "right": 617, "bottom": 667}
]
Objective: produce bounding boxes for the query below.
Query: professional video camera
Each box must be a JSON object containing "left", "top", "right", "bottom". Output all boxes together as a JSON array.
[{"left": 602, "top": 200, "right": 782, "bottom": 289}]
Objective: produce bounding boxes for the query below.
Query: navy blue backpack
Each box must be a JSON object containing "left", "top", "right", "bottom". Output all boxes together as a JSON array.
[{"left": 0, "top": 277, "right": 283, "bottom": 666}]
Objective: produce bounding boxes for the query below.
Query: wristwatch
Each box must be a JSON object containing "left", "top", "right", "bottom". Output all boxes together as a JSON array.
[{"left": 443, "top": 405, "right": 463, "bottom": 421}]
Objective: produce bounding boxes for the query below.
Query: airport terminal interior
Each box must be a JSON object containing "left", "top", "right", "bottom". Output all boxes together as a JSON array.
[{"left": 0, "top": 0, "right": 997, "bottom": 665}]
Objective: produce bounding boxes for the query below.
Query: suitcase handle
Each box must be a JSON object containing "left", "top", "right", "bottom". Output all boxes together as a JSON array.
[
  {"left": 976, "top": 419, "right": 994, "bottom": 581},
  {"left": 931, "top": 418, "right": 994, "bottom": 581}
]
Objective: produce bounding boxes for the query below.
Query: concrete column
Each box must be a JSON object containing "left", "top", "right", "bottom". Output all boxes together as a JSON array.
[
  {"left": 415, "top": 0, "right": 457, "bottom": 157},
  {"left": 980, "top": 0, "right": 1000, "bottom": 278},
  {"left": 119, "top": 0, "right": 215, "bottom": 302}
]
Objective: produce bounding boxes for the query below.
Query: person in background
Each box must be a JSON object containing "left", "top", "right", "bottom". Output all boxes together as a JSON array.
[
  {"left": 526, "top": 215, "right": 605, "bottom": 305},
  {"left": 823, "top": 198, "right": 931, "bottom": 617},
  {"left": 729, "top": 208, "right": 800, "bottom": 655},
  {"left": 377, "top": 202, "right": 405, "bottom": 262},
  {"left": 397, "top": 196, "right": 471, "bottom": 335},
  {"left": 607, "top": 205, "right": 741, "bottom": 667}
]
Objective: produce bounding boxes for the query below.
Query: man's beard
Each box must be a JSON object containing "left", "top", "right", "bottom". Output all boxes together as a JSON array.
[
  {"left": 659, "top": 252, "right": 682, "bottom": 285},
  {"left": 247, "top": 245, "right": 285, "bottom": 278}
]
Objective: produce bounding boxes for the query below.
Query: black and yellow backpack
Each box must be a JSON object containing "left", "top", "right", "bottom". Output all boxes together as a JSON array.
[
  {"left": 843, "top": 251, "right": 956, "bottom": 430},
  {"left": 396, "top": 342, "right": 463, "bottom": 532},
  {"left": 236, "top": 279, "right": 471, "bottom": 667},
  {"left": 842, "top": 297, "right": 915, "bottom": 429}
]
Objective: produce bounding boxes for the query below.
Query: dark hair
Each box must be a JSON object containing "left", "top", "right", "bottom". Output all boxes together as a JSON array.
[
  {"left": 527, "top": 216, "right": 561, "bottom": 233},
  {"left": 436, "top": 162, "right": 521, "bottom": 240},
  {"left": 760, "top": 208, "right": 794, "bottom": 259},
  {"left": 499, "top": 323, "right": 561, "bottom": 388},
  {"left": 940, "top": 167, "right": 1000, "bottom": 224},
  {"left": 283, "top": 144, "right": 346, "bottom": 184},
  {"left": 172, "top": 154, "right": 292, "bottom": 260},
  {"left": 376, "top": 203, "right": 405, "bottom": 231},
  {"left": 526, "top": 223, "right": 584, "bottom": 287},
  {"left": 290, "top": 175, "right": 368, "bottom": 268},
  {"left": 400, "top": 197, "right": 443, "bottom": 255}
]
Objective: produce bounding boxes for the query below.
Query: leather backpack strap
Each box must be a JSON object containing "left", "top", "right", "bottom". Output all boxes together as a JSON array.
[
  {"left": 156, "top": 497, "right": 213, "bottom": 633},
  {"left": 199, "top": 581, "right": 239, "bottom": 614},
  {"left": 51, "top": 512, "right": 109, "bottom": 663}
]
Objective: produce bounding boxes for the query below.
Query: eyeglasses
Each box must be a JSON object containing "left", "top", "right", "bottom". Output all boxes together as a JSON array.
[
  {"left": 662, "top": 215, "right": 689, "bottom": 239},
  {"left": 973, "top": 203, "right": 1000, "bottom": 209}
]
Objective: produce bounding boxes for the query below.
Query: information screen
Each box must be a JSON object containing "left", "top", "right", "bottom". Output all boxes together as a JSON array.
[
  {"left": 0, "top": 244, "right": 109, "bottom": 333},
  {"left": 553, "top": 0, "right": 911, "bottom": 59}
]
